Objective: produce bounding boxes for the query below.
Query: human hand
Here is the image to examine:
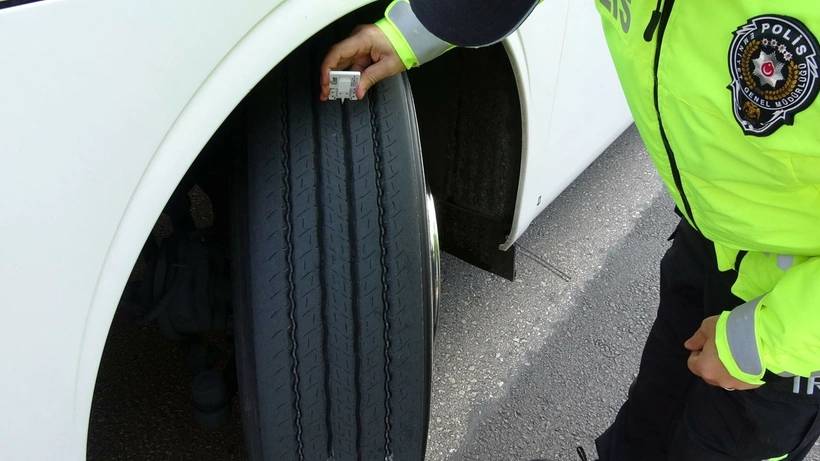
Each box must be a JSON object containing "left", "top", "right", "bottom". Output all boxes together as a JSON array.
[
  {"left": 320, "top": 24, "right": 407, "bottom": 101},
  {"left": 684, "top": 316, "right": 761, "bottom": 391}
]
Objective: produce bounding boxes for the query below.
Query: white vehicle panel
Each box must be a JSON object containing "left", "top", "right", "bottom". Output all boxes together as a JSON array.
[
  {"left": 0, "top": 0, "right": 630, "bottom": 458},
  {"left": 0, "top": 0, "right": 369, "bottom": 457},
  {"left": 503, "top": 0, "right": 632, "bottom": 248}
]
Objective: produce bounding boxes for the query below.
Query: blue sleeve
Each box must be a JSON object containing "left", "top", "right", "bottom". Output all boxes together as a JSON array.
[{"left": 410, "top": 0, "right": 540, "bottom": 47}]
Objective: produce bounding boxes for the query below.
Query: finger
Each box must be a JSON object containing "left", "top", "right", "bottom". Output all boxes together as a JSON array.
[
  {"left": 734, "top": 382, "right": 761, "bottom": 391},
  {"left": 352, "top": 54, "right": 373, "bottom": 73},
  {"left": 350, "top": 54, "right": 373, "bottom": 74},
  {"left": 684, "top": 329, "right": 708, "bottom": 351},
  {"left": 321, "top": 45, "right": 351, "bottom": 101},
  {"left": 357, "top": 58, "right": 401, "bottom": 99},
  {"left": 321, "top": 37, "right": 363, "bottom": 77},
  {"left": 320, "top": 36, "right": 369, "bottom": 99},
  {"left": 721, "top": 377, "right": 761, "bottom": 391},
  {"left": 687, "top": 350, "right": 701, "bottom": 376}
]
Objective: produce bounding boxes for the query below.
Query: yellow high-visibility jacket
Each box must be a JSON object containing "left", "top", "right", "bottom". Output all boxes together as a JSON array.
[{"left": 377, "top": 0, "right": 820, "bottom": 385}]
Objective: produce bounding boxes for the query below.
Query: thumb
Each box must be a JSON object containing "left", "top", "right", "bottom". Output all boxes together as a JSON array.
[
  {"left": 356, "top": 57, "right": 404, "bottom": 99},
  {"left": 684, "top": 328, "right": 708, "bottom": 351},
  {"left": 687, "top": 350, "right": 702, "bottom": 376}
]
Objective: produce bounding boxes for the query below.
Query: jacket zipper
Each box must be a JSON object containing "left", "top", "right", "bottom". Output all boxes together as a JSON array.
[
  {"left": 644, "top": 0, "right": 699, "bottom": 230},
  {"left": 643, "top": 0, "right": 663, "bottom": 41}
]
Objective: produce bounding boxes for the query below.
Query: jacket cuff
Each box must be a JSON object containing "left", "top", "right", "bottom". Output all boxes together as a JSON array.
[
  {"left": 376, "top": 0, "right": 453, "bottom": 69},
  {"left": 715, "top": 299, "right": 767, "bottom": 386},
  {"left": 375, "top": 18, "right": 417, "bottom": 70}
]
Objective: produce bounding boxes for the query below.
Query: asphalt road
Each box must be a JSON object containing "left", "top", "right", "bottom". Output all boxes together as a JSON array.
[
  {"left": 88, "top": 125, "right": 820, "bottom": 460},
  {"left": 425, "top": 125, "right": 671, "bottom": 460}
]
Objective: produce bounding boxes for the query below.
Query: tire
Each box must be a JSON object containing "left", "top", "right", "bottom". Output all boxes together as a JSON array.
[{"left": 231, "top": 38, "right": 437, "bottom": 461}]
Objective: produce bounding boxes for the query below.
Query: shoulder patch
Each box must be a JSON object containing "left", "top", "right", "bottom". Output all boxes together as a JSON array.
[{"left": 728, "top": 15, "right": 819, "bottom": 137}]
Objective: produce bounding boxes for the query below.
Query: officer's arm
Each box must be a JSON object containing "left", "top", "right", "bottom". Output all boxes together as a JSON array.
[
  {"left": 320, "top": 0, "right": 539, "bottom": 100},
  {"left": 376, "top": 0, "right": 540, "bottom": 69},
  {"left": 714, "top": 257, "right": 820, "bottom": 385}
]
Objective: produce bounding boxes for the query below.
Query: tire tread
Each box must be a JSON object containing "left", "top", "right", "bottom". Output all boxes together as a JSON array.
[{"left": 238, "top": 41, "right": 431, "bottom": 461}]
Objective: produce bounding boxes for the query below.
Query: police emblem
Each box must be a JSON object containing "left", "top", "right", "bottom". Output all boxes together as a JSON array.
[{"left": 728, "top": 15, "right": 819, "bottom": 136}]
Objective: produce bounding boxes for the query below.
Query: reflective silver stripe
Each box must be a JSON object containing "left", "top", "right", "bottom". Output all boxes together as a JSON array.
[
  {"left": 777, "top": 254, "right": 794, "bottom": 271},
  {"left": 387, "top": 1, "right": 451, "bottom": 65},
  {"left": 726, "top": 298, "right": 763, "bottom": 376}
]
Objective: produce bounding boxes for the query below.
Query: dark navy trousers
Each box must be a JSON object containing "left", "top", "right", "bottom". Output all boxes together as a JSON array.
[{"left": 596, "top": 219, "right": 820, "bottom": 460}]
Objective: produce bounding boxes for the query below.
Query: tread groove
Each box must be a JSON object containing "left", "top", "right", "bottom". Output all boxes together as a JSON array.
[
  {"left": 369, "top": 91, "right": 394, "bottom": 459},
  {"left": 342, "top": 105, "right": 363, "bottom": 460},
  {"left": 311, "top": 73, "right": 334, "bottom": 458},
  {"left": 280, "top": 70, "right": 306, "bottom": 461}
]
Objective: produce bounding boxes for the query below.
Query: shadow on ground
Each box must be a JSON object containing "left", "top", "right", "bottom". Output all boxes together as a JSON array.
[{"left": 456, "top": 192, "right": 675, "bottom": 460}]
